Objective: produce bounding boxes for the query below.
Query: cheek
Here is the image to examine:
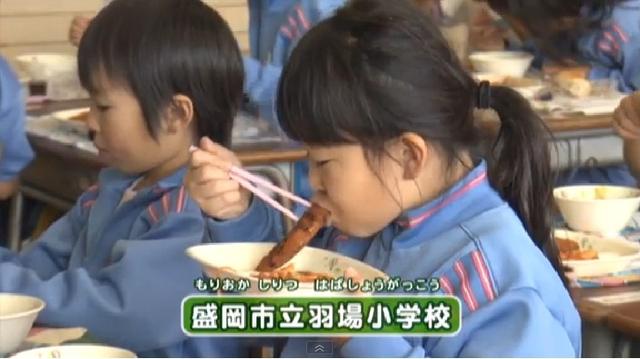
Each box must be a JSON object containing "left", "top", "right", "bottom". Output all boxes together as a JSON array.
[
  {"left": 102, "top": 121, "right": 157, "bottom": 161},
  {"left": 325, "top": 173, "right": 398, "bottom": 235}
]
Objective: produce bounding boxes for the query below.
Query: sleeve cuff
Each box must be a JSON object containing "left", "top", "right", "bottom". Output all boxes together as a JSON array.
[{"left": 206, "top": 196, "right": 281, "bottom": 243}]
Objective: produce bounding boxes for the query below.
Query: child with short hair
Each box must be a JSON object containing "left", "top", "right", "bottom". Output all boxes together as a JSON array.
[
  {"left": 0, "top": 0, "right": 278, "bottom": 356},
  {"left": 189, "top": 0, "right": 581, "bottom": 356}
]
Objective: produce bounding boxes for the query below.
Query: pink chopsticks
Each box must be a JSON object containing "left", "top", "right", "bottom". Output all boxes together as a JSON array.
[{"left": 189, "top": 146, "right": 310, "bottom": 221}]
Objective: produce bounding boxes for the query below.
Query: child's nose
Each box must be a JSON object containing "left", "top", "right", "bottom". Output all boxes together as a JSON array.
[
  {"left": 308, "top": 165, "right": 324, "bottom": 193},
  {"left": 86, "top": 109, "right": 100, "bottom": 133}
]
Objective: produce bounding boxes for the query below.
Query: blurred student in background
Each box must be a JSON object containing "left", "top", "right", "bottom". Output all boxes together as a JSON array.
[{"left": 0, "top": 56, "right": 34, "bottom": 246}]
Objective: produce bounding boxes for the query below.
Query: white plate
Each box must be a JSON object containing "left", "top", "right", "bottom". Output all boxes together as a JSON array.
[
  {"left": 554, "top": 229, "right": 640, "bottom": 277},
  {"left": 12, "top": 345, "right": 136, "bottom": 358},
  {"left": 50, "top": 108, "right": 89, "bottom": 135},
  {"left": 186, "top": 243, "right": 387, "bottom": 296}
]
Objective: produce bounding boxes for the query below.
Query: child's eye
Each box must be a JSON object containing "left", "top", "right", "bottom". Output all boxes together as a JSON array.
[
  {"left": 316, "top": 159, "right": 332, "bottom": 167},
  {"left": 96, "top": 105, "right": 111, "bottom": 112}
]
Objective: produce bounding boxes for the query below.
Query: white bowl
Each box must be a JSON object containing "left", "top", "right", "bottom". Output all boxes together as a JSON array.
[
  {"left": 186, "top": 243, "right": 387, "bottom": 296},
  {"left": 554, "top": 185, "right": 640, "bottom": 236},
  {"left": 12, "top": 345, "right": 137, "bottom": 358},
  {"left": 555, "top": 229, "right": 640, "bottom": 277},
  {"left": 469, "top": 51, "right": 534, "bottom": 77},
  {"left": 15, "top": 53, "right": 77, "bottom": 81},
  {"left": 0, "top": 294, "right": 46, "bottom": 355}
]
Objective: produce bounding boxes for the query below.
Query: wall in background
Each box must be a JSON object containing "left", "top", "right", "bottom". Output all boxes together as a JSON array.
[{"left": 0, "top": 0, "right": 249, "bottom": 72}]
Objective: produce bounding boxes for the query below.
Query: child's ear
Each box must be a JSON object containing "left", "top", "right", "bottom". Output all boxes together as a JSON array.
[
  {"left": 399, "top": 132, "right": 428, "bottom": 180},
  {"left": 164, "top": 94, "right": 194, "bottom": 134}
]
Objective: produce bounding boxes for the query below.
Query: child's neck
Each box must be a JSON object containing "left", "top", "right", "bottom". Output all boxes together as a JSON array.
[
  {"left": 407, "top": 153, "right": 474, "bottom": 211},
  {"left": 134, "top": 149, "right": 190, "bottom": 191}
]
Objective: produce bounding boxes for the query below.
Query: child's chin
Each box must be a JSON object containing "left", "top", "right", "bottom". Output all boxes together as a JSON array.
[
  {"left": 113, "top": 163, "right": 144, "bottom": 175},
  {"left": 333, "top": 222, "right": 378, "bottom": 238}
]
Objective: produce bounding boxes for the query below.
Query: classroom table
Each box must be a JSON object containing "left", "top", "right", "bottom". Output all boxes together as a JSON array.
[
  {"left": 574, "top": 284, "right": 640, "bottom": 357},
  {"left": 7, "top": 101, "right": 621, "bottom": 251},
  {"left": 479, "top": 112, "right": 620, "bottom": 171}
]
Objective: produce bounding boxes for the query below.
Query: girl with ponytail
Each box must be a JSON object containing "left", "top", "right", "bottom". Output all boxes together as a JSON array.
[{"left": 197, "top": 0, "right": 581, "bottom": 356}]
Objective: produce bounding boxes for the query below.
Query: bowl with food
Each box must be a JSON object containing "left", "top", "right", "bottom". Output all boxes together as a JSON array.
[
  {"left": 553, "top": 185, "right": 640, "bottom": 236},
  {"left": 0, "top": 294, "right": 45, "bottom": 355},
  {"left": 469, "top": 51, "right": 534, "bottom": 77},
  {"left": 12, "top": 345, "right": 137, "bottom": 358},
  {"left": 187, "top": 203, "right": 386, "bottom": 296},
  {"left": 554, "top": 229, "right": 640, "bottom": 277},
  {"left": 187, "top": 242, "right": 387, "bottom": 296}
]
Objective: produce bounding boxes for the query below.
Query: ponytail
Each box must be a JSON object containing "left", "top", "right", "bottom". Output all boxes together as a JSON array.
[{"left": 485, "top": 85, "right": 569, "bottom": 288}]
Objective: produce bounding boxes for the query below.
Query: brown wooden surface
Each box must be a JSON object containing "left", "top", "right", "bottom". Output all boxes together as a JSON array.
[
  {"left": 479, "top": 113, "right": 613, "bottom": 135},
  {"left": 574, "top": 284, "right": 640, "bottom": 339}
]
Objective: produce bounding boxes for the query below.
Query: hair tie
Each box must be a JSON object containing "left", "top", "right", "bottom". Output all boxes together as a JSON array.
[{"left": 477, "top": 80, "right": 492, "bottom": 109}]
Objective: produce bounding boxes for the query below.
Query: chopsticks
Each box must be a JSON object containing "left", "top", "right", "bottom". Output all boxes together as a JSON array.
[{"left": 189, "top": 146, "right": 310, "bottom": 221}]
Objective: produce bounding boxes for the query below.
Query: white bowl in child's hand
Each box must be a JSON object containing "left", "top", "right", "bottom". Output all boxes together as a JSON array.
[
  {"left": 186, "top": 242, "right": 387, "bottom": 296},
  {"left": 12, "top": 345, "right": 137, "bottom": 358},
  {"left": 469, "top": 51, "right": 534, "bottom": 77},
  {"left": 0, "top": 293, "right": 45, "bottom": 355},
  {"left": 554, "top": 185, "right": 640, "bottom": 236}
]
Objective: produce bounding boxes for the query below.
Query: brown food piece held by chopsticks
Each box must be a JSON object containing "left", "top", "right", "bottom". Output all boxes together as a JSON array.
[{"left": 256, "top": 203, "right": 330, "bottom": 272}]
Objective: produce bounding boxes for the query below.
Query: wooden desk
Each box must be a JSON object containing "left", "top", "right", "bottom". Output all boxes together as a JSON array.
[
  {"left": 480, "top": 112, "right": 613, "bottom": 136},
  {"left": 574, "top": 285, "right": 640, "bottom": 357},
  {"left": 575, "top": 285, "right": 640, "bottom": 335}
]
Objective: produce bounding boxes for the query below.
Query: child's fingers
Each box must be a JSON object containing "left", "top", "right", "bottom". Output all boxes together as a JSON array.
[
  {"left": 197, "top": 186, "right": 246, "bottom": 207},
  {"left": 190, "top": 165, "right": 232, "bottom": 184},
  {"left": 621, "top": 95, "right": 640, "bottom": 127},
  {"left": 613, "top": 122, "right": 640, "bottom": 141},
  {"left": 196, "top": 195, "right": 248, "bottom": 220},
  {"left": 191, "top": 180, "right": 241, "bottom": 200},
  {"left": 199, "top": 137, "right": 241, "bottom": 166},
  {"left": 614, "top": 121, "right": 640, "bottom": 141},
  {"left": 189, "top": 148, "right": 233, "bottom": 171},
  {"left": 614, "top": 106, "right": 640, "bottom": 139}
]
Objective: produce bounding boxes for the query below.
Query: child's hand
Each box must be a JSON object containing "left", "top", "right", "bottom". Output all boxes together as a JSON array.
[
  {"left": 614, "top": 92, "right": 640, "bottom": 141},
  {"left": 69, "top": 16, "right": 92, "bottom": 47},
  {"left": 185, "top": 137, "right": 251, "bottom": 220}
]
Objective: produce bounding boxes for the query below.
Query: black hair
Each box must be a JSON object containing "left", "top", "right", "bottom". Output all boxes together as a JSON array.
[
  {"left": 277, "top": 0, "right": 568, "bottom": 287},
  {"left": 485, "top": 0, "right": 626, "bottom": 59},
  {"left": 78, "top": 0, "right": 244, "bottom": 147}
]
